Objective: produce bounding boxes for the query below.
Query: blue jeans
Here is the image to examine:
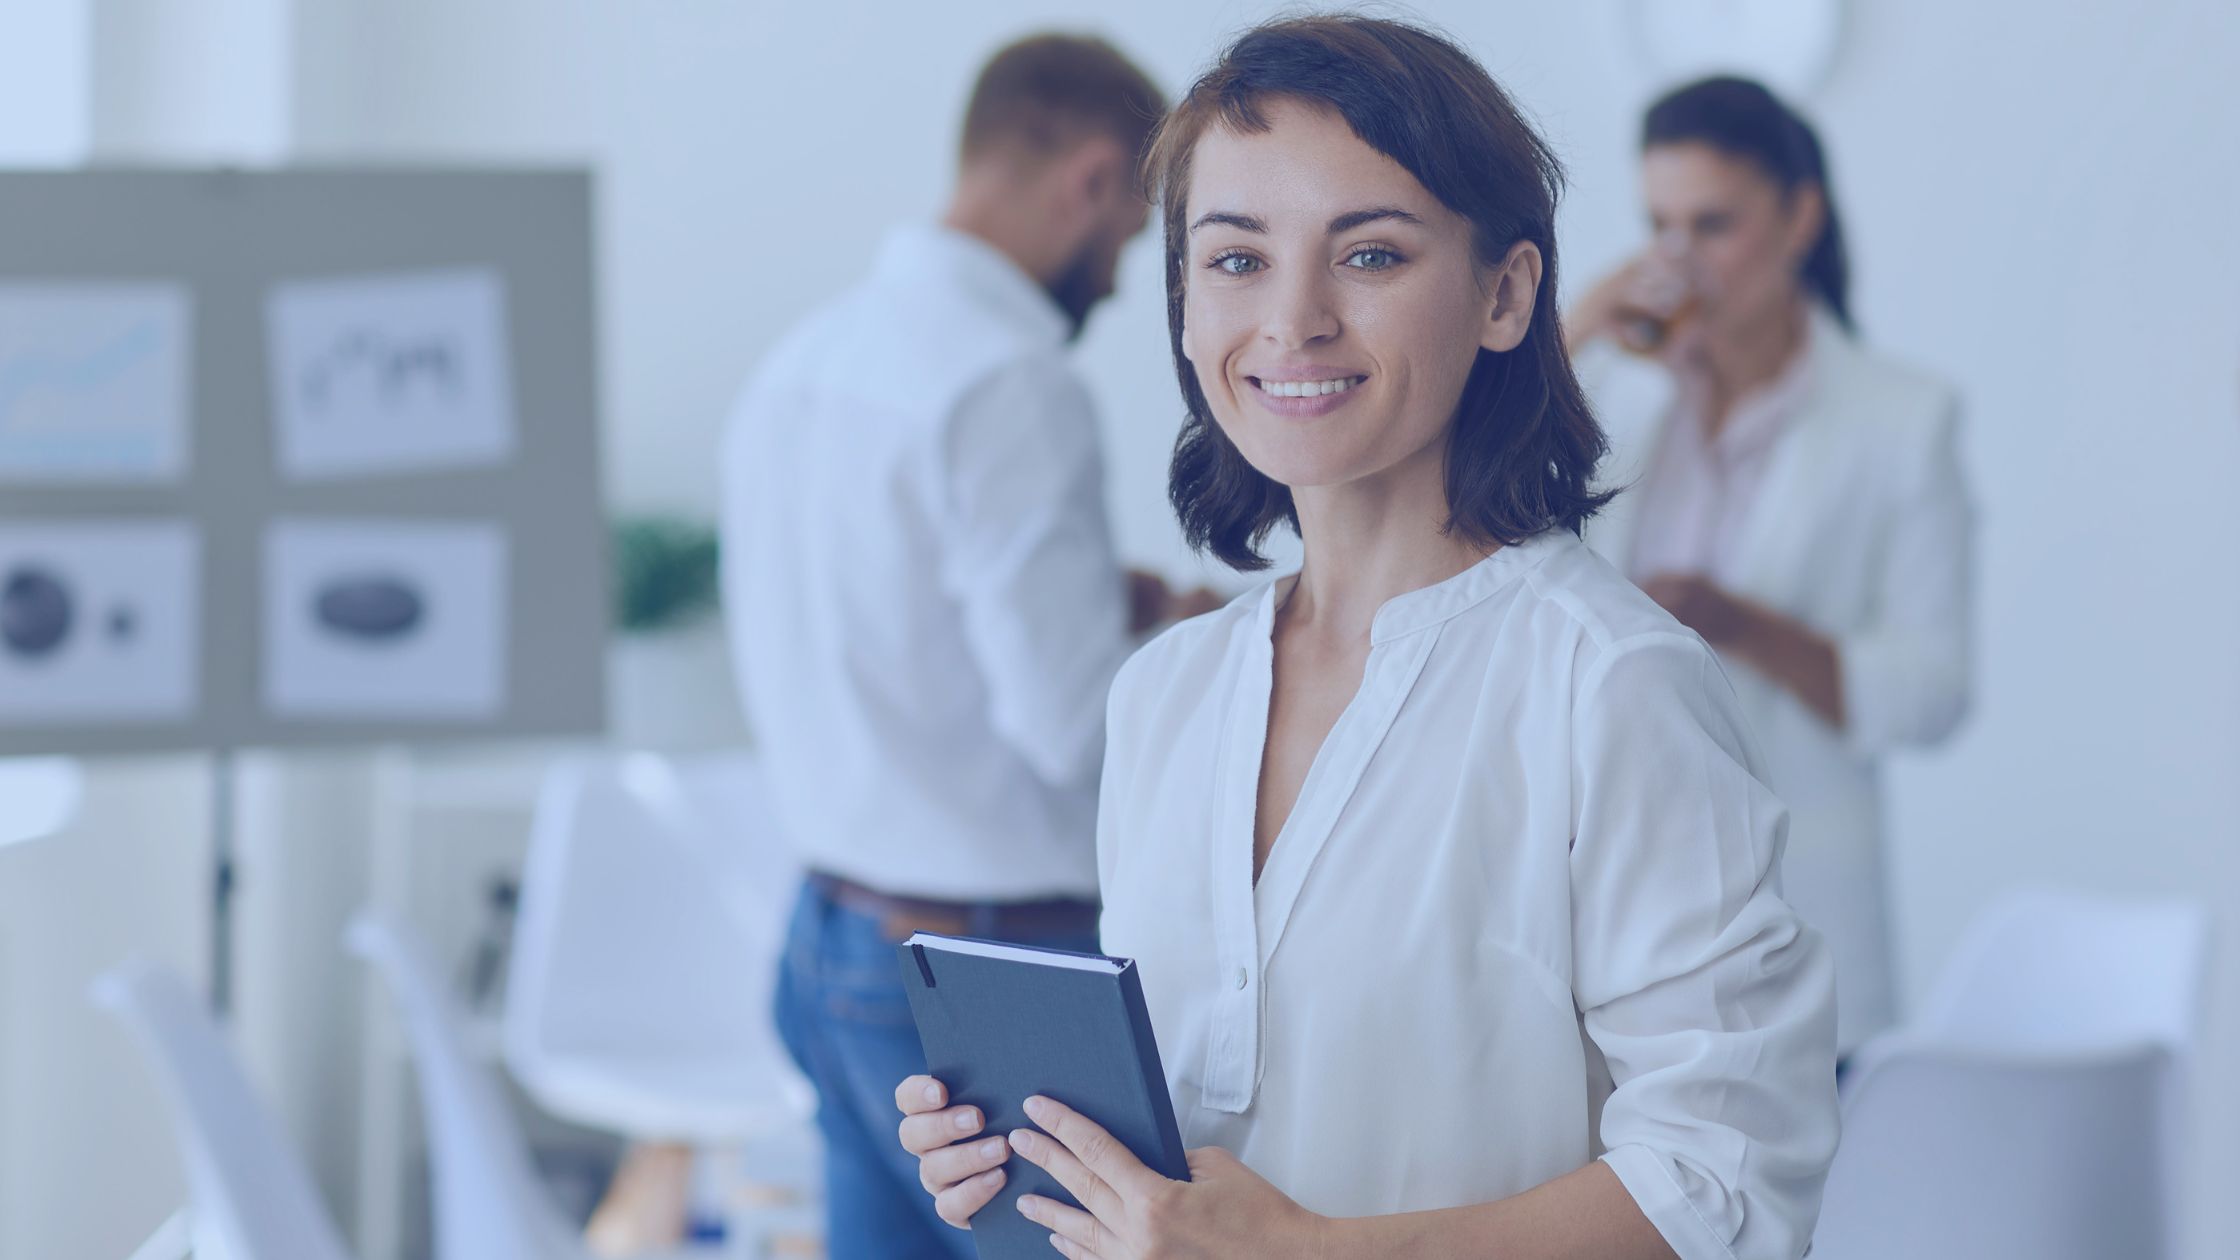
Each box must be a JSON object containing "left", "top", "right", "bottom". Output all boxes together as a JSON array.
[{"left": 774, "top": 879, "right": 1099, "bottom": 1260}]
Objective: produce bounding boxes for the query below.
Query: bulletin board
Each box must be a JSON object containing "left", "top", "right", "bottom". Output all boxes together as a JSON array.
[{"left": 0, "top": 169, "right": 608, "bottom": 756}]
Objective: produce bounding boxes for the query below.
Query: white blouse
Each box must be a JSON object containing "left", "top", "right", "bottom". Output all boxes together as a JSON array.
[{"left": 1096, "top": 530, "right": 1838, "bottom": 1260}]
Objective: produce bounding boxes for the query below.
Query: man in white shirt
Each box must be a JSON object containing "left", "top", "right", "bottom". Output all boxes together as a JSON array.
[{"left": 720, "top": 34, "right": 1194, "bottom": 1260}]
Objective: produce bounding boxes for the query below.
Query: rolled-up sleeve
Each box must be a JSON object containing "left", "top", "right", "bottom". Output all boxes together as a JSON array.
[
  {"left": 932, "top": 355, "right": 1134, "bottom": 791},
  {"left": 1838, "top": 397, "right": 1973, "bottom": 753},
  {"left": 1571, "top": 634, "right": 1840, "bottom": 1260}
]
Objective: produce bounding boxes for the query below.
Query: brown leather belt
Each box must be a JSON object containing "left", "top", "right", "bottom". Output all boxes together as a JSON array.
[{"left": 807, "top": 871, "right": 1099, "bottom": 943}]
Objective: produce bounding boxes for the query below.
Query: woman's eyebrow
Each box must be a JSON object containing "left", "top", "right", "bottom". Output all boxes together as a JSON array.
[
  {"left": 1188, "top": 206, "right": 1425, "bottom": 235},
  {"left": 1189, "top": 211, "right": 1266, "bottom": 234},
  {"left": 1326, "top": 206, "right": 1424, "bottom": 234}
]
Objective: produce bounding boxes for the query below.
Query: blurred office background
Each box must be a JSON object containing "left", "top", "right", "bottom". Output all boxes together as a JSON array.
[{"left": 1, "top": 2, "right": 2236, "bottom": 1258}]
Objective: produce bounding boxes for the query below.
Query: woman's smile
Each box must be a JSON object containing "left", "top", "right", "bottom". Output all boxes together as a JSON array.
[
  {"left": 1245, "top": 370, "right": 1370, "bottom": 417},
  {"left": 1179, "top": 99, "right": 1502, "bottom": 491}
]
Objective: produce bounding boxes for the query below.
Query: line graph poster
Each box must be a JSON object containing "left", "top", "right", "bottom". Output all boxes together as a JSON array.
[
  {"left": 0, "top": 168, "right": 606, "bottom": 756},
  {"left": 266, "top": 268, "right": 517, "bottom": 481},
  {"left": 0, "top": 283, "right": 191, "bottom": 484}
]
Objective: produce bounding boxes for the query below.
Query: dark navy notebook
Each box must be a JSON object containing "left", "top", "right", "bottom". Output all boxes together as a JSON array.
[{"left": 897, "top": 932, "right": 1189, "bottom": 1260}]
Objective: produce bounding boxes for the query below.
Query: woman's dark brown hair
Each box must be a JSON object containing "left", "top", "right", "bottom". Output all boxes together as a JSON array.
[
  {"left": 1643, "top": 75, "right": 1852, "bottom": 329},
  {"left": 1143, "top": 15, "right": 1609, "bottom": 570}
]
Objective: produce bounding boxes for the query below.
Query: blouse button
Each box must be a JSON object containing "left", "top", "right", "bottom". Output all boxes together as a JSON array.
[{"left": 1233, "top": 967, "right": 1249, "bottom": 990}]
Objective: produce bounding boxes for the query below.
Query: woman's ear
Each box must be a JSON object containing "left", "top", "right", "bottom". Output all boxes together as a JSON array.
[
  {"left": 1783, "top": 183, "right": 1827, "bottom": 266},
  {"left": 1479, "top": 240, "right": 1543, "bottom": 354}
]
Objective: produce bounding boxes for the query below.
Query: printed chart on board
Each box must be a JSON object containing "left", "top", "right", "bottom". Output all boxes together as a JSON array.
[{"left": 0, "top": 170, "right": 606, "bottom": 757}]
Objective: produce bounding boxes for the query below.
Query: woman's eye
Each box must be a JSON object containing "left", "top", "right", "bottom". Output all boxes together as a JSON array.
[
  {"left": 1345, "top": 248, "right": 1399, "bottom": 271},
  {"left": 1210, "top": 252, "right": 1262, "bottom": 276}
]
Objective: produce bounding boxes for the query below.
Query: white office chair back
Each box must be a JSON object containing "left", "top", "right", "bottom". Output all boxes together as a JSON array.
[
  {"left": 1875, "top": 888, "right": 2209, "bottom": 1258},
  {"left": 1814, "top": 1042, "right": 2167, "bottom": 1260},
  {"left": 346, "top": 909, "right": 589, "bottom": 1260},
  {"left": 89, "top": 959, "right": 354, "bottom": 1260},
  {"left": 504, "top": 751, "right": 806, "bottom": 1140},
  {"left": 1915, "top": 887, "right": 2210, "bottom": 1055},
  {"left": 0, "top": 756, "right": 81, "bottom": 850}
]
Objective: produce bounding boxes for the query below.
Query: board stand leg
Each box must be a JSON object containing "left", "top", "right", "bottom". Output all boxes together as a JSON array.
[{"left": 210, "top": 746, "right": 237, "bottom": 1018}]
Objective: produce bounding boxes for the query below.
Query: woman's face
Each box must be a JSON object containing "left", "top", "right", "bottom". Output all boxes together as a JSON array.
[
  {"left": 1640, "top": 141, "right": 1822, "bottom": 336},
  {"left": 1180, "top": 98, "right": 1536, "bottom": 495}
]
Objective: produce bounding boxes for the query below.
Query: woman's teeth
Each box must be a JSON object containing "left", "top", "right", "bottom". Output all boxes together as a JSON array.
[{"left": 1254, "top": 376, "right": 1366, "bottom": 398}]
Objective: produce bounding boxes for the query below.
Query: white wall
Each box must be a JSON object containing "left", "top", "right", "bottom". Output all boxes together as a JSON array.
[
  {"left": 0, "top": 8, "right": 209, "bottom": 1259},
  {"left": 0, "top": 759, "right": 212, "bottom": 1260},
  {"left": 8, "top": 0, "right": 2237, "bottom": 1256},
  {"left": 290, "top": 5, "right": 2240, "bottom": 1256},
  {"left": 1848, "top": 10, "right": 2240, "bottom": 1257},
  {"left": 0, "top": 1, "right": 88, "bottom": 164},
  {"left": 90, "top": 0, "right": 294, "bottom": 162},
  {"left": 0, "top": 10, "right": 375, "bottom": 1259}
]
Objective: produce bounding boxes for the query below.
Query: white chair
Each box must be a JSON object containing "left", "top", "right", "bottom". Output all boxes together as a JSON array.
[
  {"left": 1812, "top": 1037, "right": 2168, "bottom": 1259},
  {"left": 346, "top": 908, "right": 592, "bottom": 1260},
  {"left": 121, "top": 1209, "right": 193, "bottom": 1260},
  {"left": 0, "top": 755, "right": 82, "bottom": 849},
  {"left": 1914, "top": 886, "right": 2208, "bottom": 1245},
  {"left": 1913, "top": 887, "right": 2210, "bottom": 1056},
  {"left": 1814, "top": 889, "right": 2210, "bottom": 1260},
  {"left": 90, "top": 959, "right": 355, "bottom": 1260},
  {"left": 504, "top": 750, "right": 811, "bottom": 1139}
]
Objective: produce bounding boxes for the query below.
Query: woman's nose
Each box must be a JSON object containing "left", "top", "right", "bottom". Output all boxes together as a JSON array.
[{"left": 1260, "top": 269, "right": 1340, "bottom": 348}]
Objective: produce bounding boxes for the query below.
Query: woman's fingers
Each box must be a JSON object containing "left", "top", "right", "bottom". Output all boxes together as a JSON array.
[
  {"left": 1017, "top": 1192, "right": 1117, "bottom": 1259},
  {"left": 1626, "top": 252, "right": 1691, "bottom": 312},
  {"left": 919, "top": 1134, "right": 1011, "bottom": 1194},
  {"left": 1045, "top": 1233, "right": 1102, "bottom": 1260},
  {"left": 1627, "top": 271, "right": 1686, "bottom": 315},
  {"left": 899, "top": 1102, "right": 987, "bottom": 1156},
  {"left": 1008, "top": 1125, "right": 1123, "bottom": 1225},
  {"left": 934, "top": 1166, "right": 1008, "bottom": 1230},
  {"left": 1025, "top": 1095, "right": 1164, "bottom": 1199},
  {"left": 895, "top": 1074, "right": 946, "bottom": 1115},
  {"left": 892, "top": 1077, "right": 1034, "bottom": 1233},
  {"left": 1183, "top": 1144, "right": 1239, "bottom": 1179}
]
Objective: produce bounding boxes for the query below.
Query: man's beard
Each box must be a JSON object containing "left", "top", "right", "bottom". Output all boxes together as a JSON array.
[{"left": 1045, "top": 244, "right": 1108, "bottom": 342}]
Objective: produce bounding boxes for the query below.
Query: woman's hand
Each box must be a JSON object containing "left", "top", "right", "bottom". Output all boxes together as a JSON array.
[
  {"left": 1565, "top": 252, "right": 1694, "bottom": 356},
  {"left": 1008, "top": 1094, "right": 1326, "bottom": 1260},
  {"left": 1127, "top": 569, "right": 1228, "bottom": 633},
  {"left": 1641, "top": 574, "right": 1847, "bottom": 727},
  {"left": 1639, "top": 573, "right": 1749, "bottom": 644},
  {"left": 895, "top": 1075, "right": 1014, "bottom": 1230}
]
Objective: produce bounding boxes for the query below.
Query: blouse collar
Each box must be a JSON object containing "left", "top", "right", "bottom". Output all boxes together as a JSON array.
[{"left": 1251, "top": 529, "right": 1573, "bottom": 648}]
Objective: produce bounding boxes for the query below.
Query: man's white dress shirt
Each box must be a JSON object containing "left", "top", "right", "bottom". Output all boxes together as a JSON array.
[
  {"left": 722, "top": 224, "right": 1133, "bottom": 901},
  {"left": 1098, "top": 530, "right": 1839, "bottom": 1260}
]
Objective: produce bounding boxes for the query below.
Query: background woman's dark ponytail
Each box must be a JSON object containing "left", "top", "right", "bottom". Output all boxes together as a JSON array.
[{"left": 1643, "top": 76, "right": 1852, "bottom": 330}]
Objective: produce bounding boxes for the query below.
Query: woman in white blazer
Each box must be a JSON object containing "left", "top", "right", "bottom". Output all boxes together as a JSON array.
[
  {"left": 896, "top": 19, "right": 1838, "bottom": 1260},
  {"left": 1568, "top": 77, "right": 1973, "bottom": 1056}
]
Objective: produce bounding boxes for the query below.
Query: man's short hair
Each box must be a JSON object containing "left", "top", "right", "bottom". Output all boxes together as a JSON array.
[{"left": 960, "top": 34, "right": 1167, "bottom": 173}]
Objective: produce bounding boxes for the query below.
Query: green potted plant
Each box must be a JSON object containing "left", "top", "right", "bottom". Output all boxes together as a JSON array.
[
  {"left": 606, "top": 515, "right": 742, "bottom": 747},
  {"left": 612, "top": 516, "right": 720, "bottom": 635}
]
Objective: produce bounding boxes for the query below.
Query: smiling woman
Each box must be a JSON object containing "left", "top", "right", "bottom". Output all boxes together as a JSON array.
[
  {"left": 1149, "top": 23, "right": 1609, "bottom": 572},
  {"left": 896, "top": 16, "right": 1839, "bottom": 1260}
]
